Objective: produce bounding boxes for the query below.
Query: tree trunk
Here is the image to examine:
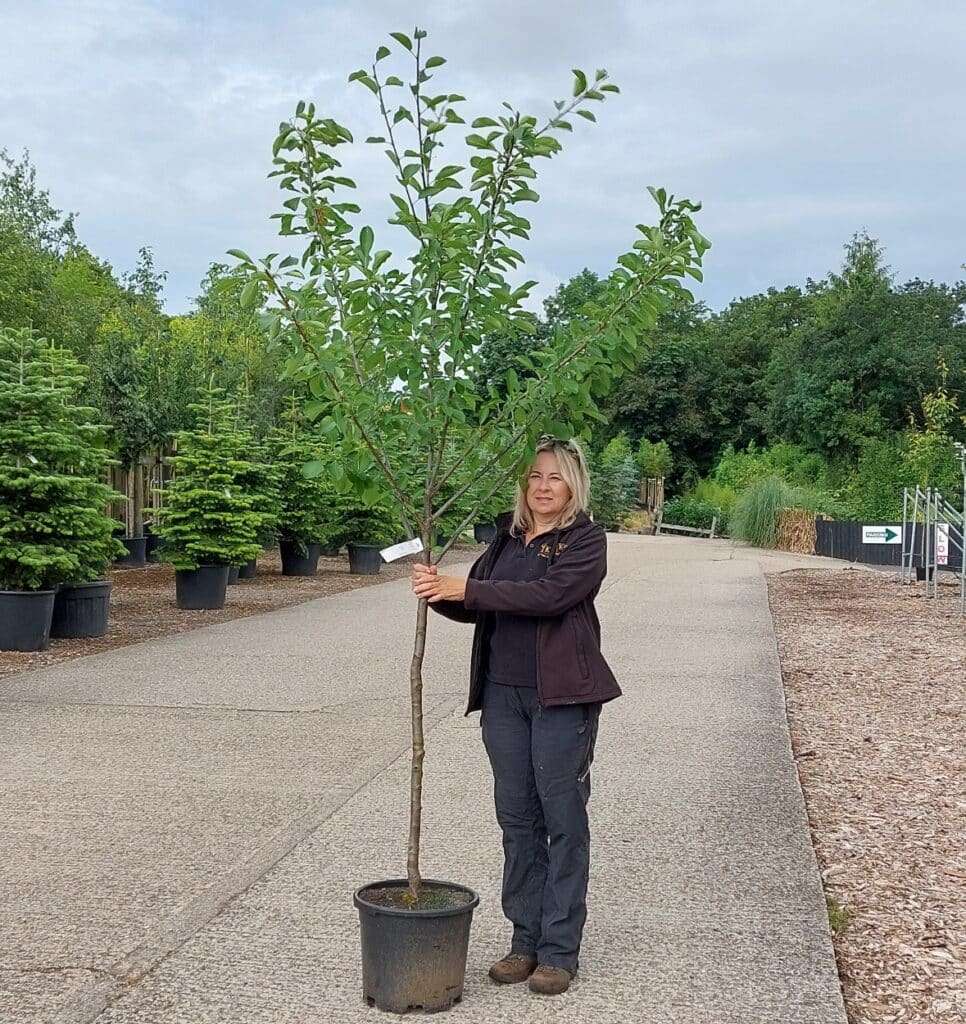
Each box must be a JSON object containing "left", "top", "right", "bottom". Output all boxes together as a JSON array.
[
  {"left": 132, "top": 461, "right": 144, "bottom": 538},
  {"left": 407, "top": 595, "right": 429, "bottom": 901}
]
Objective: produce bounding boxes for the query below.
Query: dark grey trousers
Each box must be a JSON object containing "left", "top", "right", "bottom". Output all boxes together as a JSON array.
[{"left": 480, "top": 679, "right": 601, "bottom": 973}]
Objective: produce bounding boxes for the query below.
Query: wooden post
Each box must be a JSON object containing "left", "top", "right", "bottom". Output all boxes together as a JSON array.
[
  {"left": 132, "top": 460, "right": 145, "bottom": 538},
  {"left": 710, "top": 516, "right": 717, "bottom": 540}
]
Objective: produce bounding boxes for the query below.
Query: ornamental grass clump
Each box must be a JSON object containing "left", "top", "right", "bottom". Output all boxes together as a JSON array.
[{"left": 229, "top": 27, "right": 709, "bottom": 899}]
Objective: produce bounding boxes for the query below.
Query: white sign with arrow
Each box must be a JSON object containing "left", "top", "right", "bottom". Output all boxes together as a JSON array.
[{"left": 862, "top": 525, "right": 902, "bottom": 545}]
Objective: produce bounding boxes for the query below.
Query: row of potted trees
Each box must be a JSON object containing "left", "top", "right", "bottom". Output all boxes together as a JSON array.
[
  {"left": 0, "top": 329, "right": 500, "bottom": 650},
  {"left": 148, "top": 387, "right": 409, "bottom": 610},
  {"left": 0, "top": 328, "right": 127, "bottom": 651}
]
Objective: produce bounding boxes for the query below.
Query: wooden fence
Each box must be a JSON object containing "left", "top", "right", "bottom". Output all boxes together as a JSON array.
[{"left": 106, "top": 445, "right": 175, "bottom": 536}]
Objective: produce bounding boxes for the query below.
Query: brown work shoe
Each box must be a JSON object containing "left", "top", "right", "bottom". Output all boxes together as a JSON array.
[
  {"left": 488, "top": 953, "right": 538, "bottom": 984},
  {"left": 528, "top": 964, "right": 575, "bottom": 995}
]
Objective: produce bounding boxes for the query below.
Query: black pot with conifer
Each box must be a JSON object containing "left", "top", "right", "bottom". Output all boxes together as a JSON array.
[
  {"left": 0, "top": 328, "right": 125, "bottom": 649},
  {"left": 268, "top": 416, "right": 333, "bottom": 577},
  {"left": 153, "top": 383, "right": 262, "bottom": 610},
  {"left": 339, "top": 502, "right": 400, "bottom": 576}
]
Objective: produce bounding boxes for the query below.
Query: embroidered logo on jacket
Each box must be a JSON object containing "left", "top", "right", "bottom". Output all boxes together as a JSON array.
[{"left": 538, "top": 540, "right": 567, "bottom": 559}]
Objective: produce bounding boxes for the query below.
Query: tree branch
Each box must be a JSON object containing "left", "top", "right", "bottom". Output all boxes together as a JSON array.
[{"left": 264, "top": 271, "right": 418, "bottom": 533}]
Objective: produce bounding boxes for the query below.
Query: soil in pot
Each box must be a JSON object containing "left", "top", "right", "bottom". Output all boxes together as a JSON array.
[
  {"left": 175, "top": 565, "right": 229, "bottom": 610},
  {"left": 0, "top": 590, "right": 56, "bottom": 652},
  {"left": 354, "top": 879, "right": 479, "bottom": 1014},
  {"left": 51, "top": 580, "right": 111, "bottom": 639},
  {"left": 279, "top": 538, "right": 321, "bottom": 577},
  {"left": 347, "top": 543, "right": 382, "bottom": 575}
]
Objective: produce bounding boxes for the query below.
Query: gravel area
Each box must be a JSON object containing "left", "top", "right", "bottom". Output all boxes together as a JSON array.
[
  {"left": 768, "top": 568, "right": 965, "bottom": 1024},
  {"left": 0, "top": 544, "right": 482, "bottom": 682}
]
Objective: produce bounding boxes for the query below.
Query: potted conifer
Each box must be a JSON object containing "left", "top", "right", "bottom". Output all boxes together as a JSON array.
[
  {"left": 339, "top": 501, "right": 401, "bottom": 575},
  {"left": 233, "top": 30, "right": 707, "bottom": 1012},
  {"left": 0, "top": 328, "right": 125, "bottom": 650},
  {"left": 153, "top": 383, "right": 262, "bottom": 609},
  {"left": 268, "top": 417, "right": 333, "bottom": 576},
  {"left": 232, "top": 431, "right": 282, "bottom": 582}
]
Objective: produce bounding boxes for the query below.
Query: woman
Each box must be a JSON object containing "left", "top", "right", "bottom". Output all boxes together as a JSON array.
[{"left": 411, "top": 437, "right": 622, "bottom": 997}]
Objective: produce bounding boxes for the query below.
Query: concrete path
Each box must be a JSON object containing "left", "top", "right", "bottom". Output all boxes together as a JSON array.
[{"left": 0, "top": 536, "right": 850, "bottom": 1024}]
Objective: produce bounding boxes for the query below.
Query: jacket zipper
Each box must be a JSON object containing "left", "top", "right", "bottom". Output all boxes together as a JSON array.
[{"left": 535, "top": 527, "right": 562, "bottom": 709}]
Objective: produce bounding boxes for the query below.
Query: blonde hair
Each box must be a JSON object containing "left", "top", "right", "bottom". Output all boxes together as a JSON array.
[{"left": 511, "top": 437, "right": 591, "bottom": 536}]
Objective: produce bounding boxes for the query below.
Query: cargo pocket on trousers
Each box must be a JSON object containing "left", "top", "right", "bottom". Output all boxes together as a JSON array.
[{"left": 576, "top": 705, "right": 600, "bottom": 783}]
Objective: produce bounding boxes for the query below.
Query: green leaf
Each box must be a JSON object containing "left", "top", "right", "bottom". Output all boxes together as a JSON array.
[
  {"left": 365, "top": 136, "right": 386, "bottom": 144},
  {"left": 390, "top": 31, "right": 412, "bottom": 51},
  {"left": 385, "top": 75, "right": 404, "bottom": 87},
  {"left": 359, "top": 225, "right": 374, "bottom": 258},
  {"left": 471, "top": 116, "right": 499, "bottom": 128},
  {"left": 226, "top": 248, "right": 253, "bottom": 263},
  {"left": 576, "top": 109, "right": 596, "bottom": 122},
  {"left": 572, "top": 68, "right": 587, "bottom": 96},
  {"left": 239, "top": 279, "right": 259, "bottom": 309},
  {"left": 375, "top": 45, "right": 391, "bottom": 61},
  {"left": 425, "top": 55, "right": 446, "bottom": 69},
  {"left": 600, "top": 83, "right": 620, "bottom": 93}
]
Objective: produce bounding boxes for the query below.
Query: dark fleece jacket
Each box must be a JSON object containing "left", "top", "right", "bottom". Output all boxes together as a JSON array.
[{"left": 430, "top": 510, "right": 622, "bottom": 714}]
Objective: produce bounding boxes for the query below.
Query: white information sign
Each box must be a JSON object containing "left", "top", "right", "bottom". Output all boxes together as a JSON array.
[
  {"left": 380, "top": 537, "right": 424, "bottom": 563},
  {"left": 936, "top": 523, "right": 949, "bottom": 566},
  {"left": 862, "top": 525, "right": 902, "bottom": 545}
]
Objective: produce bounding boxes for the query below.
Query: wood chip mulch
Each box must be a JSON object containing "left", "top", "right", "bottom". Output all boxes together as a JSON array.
[
  {"left": 0, "top": 545, "right": 482, "bottom": 683},
  {"left": 768, "top": 567, "right": 965, "bottom": 1024}
]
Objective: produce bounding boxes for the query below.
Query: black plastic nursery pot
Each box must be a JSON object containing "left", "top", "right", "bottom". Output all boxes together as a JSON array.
[
  {"left": 227, "top": 565, "right": 240, "bottom": 585},
  {"left": 279, "top": 538, "right": 321, "bottom": 577},
  {"left": 115, "top": 536, "right": 147, "bottom": 568},
  {"left": 354, "top": 880, "right": 479, "bottom": 1014},
  {"left": 174, "top": 565, "right": 229, "bottom": 610},
  {"left": 473, "top": 522, "right": 496, "bottom": 544},
  {"left": 348, "top": 543, "right": 382, "bottom": 575},
  {"left": 51, "top": 580, "right": 112, "bottom": 639},
  {"left": 0, "top": 589, "right": 56, "bottom": 652},
  {"left": 237, "top": 559, "right": 257, "bottom": 580},
  {"left": 144, "top": 531, "right": 161, "bottom": 562}
]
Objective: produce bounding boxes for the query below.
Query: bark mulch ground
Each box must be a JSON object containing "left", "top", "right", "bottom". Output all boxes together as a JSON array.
[
  {"left": 0, "top": 544, "right": 482, "bottom": 683},
  {"left": 768, "top": 567, "right": 965, "bottom": 1024}
]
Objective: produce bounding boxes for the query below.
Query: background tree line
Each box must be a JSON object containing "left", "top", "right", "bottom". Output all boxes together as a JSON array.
[{"left": 3, "top": 149, "right": 964, "bottom": 534}]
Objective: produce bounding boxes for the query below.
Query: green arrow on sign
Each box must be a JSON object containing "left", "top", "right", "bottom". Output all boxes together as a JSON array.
[{"left": 884, "top": 527, "right": 898, "bottom": 542}]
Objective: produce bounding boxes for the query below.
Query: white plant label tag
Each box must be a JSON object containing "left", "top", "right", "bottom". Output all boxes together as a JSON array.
[{"left": 380, "top": 537, "right": 424, "bottom": 563}]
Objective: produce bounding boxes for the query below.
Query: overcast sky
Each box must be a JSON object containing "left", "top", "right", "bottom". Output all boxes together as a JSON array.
[{"left": 1, "top": 0, "right": 963, "bottom": 315}]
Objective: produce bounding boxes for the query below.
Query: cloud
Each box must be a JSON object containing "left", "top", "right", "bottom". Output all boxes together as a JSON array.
[{"left": 0, "top": 0, "right": 963, "bottom": 314}]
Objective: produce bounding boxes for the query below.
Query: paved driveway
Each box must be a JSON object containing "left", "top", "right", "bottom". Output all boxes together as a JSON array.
[{"left": 0, "top": 535, "right": 849, "bottom": 1023}]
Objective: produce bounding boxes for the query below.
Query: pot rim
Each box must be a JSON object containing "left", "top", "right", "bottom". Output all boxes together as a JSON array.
[
  {"left": 353, "top": 878, "right": 480, "bottom": 919},
  {"left": 0, "top": 588, "right": 57, "bottom": 597},
  {"left": 57, "top": 580, "right": 112, "bottom": 592},
  {"left": 347, "top": 542, "right": 383, "bottom": 551}
]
